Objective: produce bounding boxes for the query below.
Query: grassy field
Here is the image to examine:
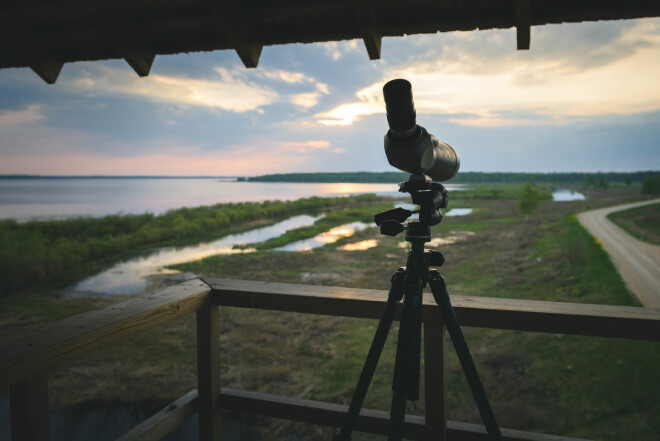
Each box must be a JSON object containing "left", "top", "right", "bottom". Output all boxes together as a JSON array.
[
  {"left": 607, "top": 202, "right": 660, "bottom": 244},
  {"left": 1, "top": 185, "right": 658, "bottom": 440}
]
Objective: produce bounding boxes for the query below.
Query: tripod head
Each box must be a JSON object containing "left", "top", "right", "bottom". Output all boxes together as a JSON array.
[{"left": 374, "top": 173, "right": 448, "bottom": 243}]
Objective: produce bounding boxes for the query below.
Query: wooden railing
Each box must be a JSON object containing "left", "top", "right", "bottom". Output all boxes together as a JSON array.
[{"left": 1, "top": 278, "right": 659, "bottom": 441}]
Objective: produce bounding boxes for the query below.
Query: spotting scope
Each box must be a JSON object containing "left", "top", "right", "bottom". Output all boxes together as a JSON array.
[{"left": 383, "top": 79, "right": 460, "bottom": 181}]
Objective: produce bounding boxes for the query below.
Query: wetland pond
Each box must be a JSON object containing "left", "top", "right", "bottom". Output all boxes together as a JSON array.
[
  {"left": 66, "top": 200, "right": 477, "bottom": 298},
  {"left": 66, "top": 215, "right": 371, "bottom": 297},
  {"left": 552, "top": 189, "right": 586, "bottom": 201}
]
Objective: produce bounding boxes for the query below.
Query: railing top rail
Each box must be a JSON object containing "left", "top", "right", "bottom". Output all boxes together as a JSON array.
[
  {"left": 2, "top": 277, "right": 658, "bottom": 390},
  {"left": 205, "top": 278, "right": 660, "bottom": 341},
  {"left": 0, "top": 279, "right": 211, "bottom": 390}
]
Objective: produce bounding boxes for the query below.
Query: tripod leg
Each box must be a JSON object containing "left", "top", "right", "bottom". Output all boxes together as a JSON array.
[
  {"left": 428, "top": 274, "right": 502, "bottom": 441},
  {"left": 333, "top": 269, "right": 406, "bottom": 441},
  {"left": 388, "top": 275, "right": 424, "bottom": 441}
]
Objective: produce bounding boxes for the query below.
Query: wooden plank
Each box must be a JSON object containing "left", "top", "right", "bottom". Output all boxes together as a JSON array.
[
  {"left": 0, "top": 27, "right": 62, "bottom": 83},
  {"left": 206, "top": 0, "right": 262, "bottom": 68},
  {"left": 516, "top": 0, "right": 531, "bottom": 50},
  {"left": 10, "top": 374, "right": 50, "bottom": 441},
  {"left": 96, "top": 17, "right": 155, "bottom": 76},
  {"left": 197, "top": 304, "right": 221, "bottom": 441},
  {"left": 115, "top": 389, "right": 198, "bottom": 441},
  {"left": 204, "top": 278, "right": 660, "bottom": 340},
  {"left": 218, "top": 387, "right": 591, "bottom": 441},
  {"left": 424, "top": 319, "right": 446, "bottom": 441},
  {"left": 0, "top": 279, "right": 211, "bottom": 390},
  {"left": 2, "top": 1, "right": 660, "bottom": 72},
  {"left": 354, "top": 0, "right": 382, "bottom": 60}
]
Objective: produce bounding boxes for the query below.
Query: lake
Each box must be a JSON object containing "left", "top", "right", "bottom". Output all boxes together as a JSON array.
[{"left": 0, "top": 178, "right": 462, "bottom": 221}]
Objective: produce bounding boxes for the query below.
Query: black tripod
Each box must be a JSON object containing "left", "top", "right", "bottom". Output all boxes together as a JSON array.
[{"left": 334, "top": 175, "right": 502, "bottom": 441}]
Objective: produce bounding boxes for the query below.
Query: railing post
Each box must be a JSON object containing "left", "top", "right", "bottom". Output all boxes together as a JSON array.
[
  {"left": 10, "top": 374, "right": 50, "bottom": 441},
  {"left": 197, "top": 304, "right": 221, "bottom": 441},
  {"left": 424, "top": 318, "right": 446, "bottom": 441}
]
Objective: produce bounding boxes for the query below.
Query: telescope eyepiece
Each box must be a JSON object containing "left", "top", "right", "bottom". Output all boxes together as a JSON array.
[{"left": 383, "top": 79, "right": 416, "bottom": 133}]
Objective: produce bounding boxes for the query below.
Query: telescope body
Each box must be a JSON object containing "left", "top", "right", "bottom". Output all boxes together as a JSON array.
[{"left": 383, "top": 79, "right": 460, "bottom": 182}]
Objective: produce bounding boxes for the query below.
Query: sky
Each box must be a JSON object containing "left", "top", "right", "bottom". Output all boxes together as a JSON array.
[{"left": 0, "top": 17, "right": 659, "bottom": 176}]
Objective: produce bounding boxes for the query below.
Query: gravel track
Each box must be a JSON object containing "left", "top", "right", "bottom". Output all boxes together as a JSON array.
[{"left": 577, "top": 198, "right": 660, "bottom": 308}]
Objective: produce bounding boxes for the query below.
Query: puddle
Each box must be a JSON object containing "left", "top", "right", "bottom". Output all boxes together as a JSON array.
[
  {"left": 398, "top": 230, "right": 476, "bottom": 248},
  {"left": 394, "top": 202, "right": 418, "bottom": 211},
  {"left": 275, "top": 222, "right": 370, "bottom": 251},
  {"left": 392, "top": 203, "right": 472, "bottom": 219},
  {"left": 65, "top": 215, "right": 321, "bottom": 297},
  {"left": 339, "top": 239, "right": 379, "bottom": 251},
  {"left": 552, "top": 189, "right": 586, "bottom": 201},
  {"left": 445, "top": 208, "right": 473, "bottom": 216}
]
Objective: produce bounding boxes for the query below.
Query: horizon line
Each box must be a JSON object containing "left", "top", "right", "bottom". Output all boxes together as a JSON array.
[{"left": 0, "top": 170, "right": 657, "bottom": 179}]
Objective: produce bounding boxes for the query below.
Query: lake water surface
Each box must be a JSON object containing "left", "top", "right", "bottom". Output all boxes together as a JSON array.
[{"left": 0, "top": 178, "right": 418, "bottom": 221}]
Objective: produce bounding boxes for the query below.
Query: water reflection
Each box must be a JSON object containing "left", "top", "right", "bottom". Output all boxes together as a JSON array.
[
  {"left": 66, "top": 215, "right": 320, "bottom": 297},
  {"left": 275, "top": 222, "right": 370, "bottom": 251},
  {"left": 445, "top": 208, "right": 473, "bottom": 216},
  {"left": 339, "top": 240, "right": 379, "bottom": 251},
  {"left": 552, "top": 189, "right": 586, "bottom": 201},
  {"left": 398, "top": 231, "right": 476, "bottom": 248}
]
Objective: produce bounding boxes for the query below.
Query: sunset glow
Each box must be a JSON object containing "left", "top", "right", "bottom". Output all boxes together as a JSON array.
[{"left": 1, "top": 18, "right": 658, "bottom": 175}]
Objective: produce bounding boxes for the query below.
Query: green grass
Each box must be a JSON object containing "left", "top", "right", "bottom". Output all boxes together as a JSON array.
[
  {"left": 3, "top": 185, "right": 657, "bottom": 440},
  {"left": 0, "top": 194, "right": 389, "bottom": 296},
  {"left": 169, "top": 194, "right": 656, "bottom": 440},
  {"left": 455, "top": 183, "right": 552, "bottom": 201},
  {"left": 607, "top": 202, "right": 660, "bottom": 244}
]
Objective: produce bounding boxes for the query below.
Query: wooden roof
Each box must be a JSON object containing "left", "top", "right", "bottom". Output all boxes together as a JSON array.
[{"left": 1, "top": 0, "right": 659, "bottom": 84}]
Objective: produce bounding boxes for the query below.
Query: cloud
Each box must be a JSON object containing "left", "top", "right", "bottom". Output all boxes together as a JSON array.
[
  {"left": 58, "top": 64, "right": 330, "bottom": 113},
  {"left": 279, "top": 141, "right": 330, "bottom": 149},
  {"left": 0, "top": 105, "right": 45, "bottom": 126},
  {"left": 290, "top": 92, "right": 323, "bottom": 109},
  {"left": 320, "top": 40, "right": 361, "bottom": 60},
  {"left": 60, "top": 65, "right": 276, "bottom": 112},
  {"left": 0, "top": 140, "right": 316, "bottom": 176},
  {"left": 315, "top": 101, "right": 382, "bottom": 126},
  {"left": 313, "top": 18, "right": 660, "bottom": 127}
]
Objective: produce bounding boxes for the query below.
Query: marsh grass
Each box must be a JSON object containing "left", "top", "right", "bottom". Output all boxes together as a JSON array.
[
  {"left": 2, "top": 186, "right": 657, "bottom": 440},
  {"left": 607, "top": 202, "right": 660, "bottom": 244}
]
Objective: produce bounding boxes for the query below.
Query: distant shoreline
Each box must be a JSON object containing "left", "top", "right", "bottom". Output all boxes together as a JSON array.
[
  {"left": 1, "top": 170, "right": 656, "bottom": 184},
  {"left": 243, "top": 171, "right": 657, "bottom": 184}
]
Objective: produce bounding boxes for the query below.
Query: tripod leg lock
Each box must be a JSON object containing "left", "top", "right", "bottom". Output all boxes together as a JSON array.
[{"left": 388, "top": 268, "right": 406, "bottom": 302}]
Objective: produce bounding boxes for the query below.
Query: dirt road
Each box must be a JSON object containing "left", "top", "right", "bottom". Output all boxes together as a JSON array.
[{"left": 578, "top": 199, "right": 660, "bottom": 308}]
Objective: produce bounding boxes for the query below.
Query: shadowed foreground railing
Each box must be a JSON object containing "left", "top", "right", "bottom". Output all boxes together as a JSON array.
[{"left": 1, "top": 278, "right": 659, "bottom": 441}]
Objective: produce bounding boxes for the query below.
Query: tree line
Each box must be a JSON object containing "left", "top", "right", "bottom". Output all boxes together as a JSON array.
[{"left": 244, "top": 171, "right": 656, "bottom": 184}]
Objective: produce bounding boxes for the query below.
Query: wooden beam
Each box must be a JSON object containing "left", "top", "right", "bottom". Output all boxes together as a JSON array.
[
  {"left": 116, "top": 389, "right": 198, "bottom": 441},
  {"left": 0, "top": 28, "right": 62, "bottom": 83},
  {"left": 206, "top": 0, "right": 262, "bottom": 68},
  {"left": 516, "top": 0, "right": 531, "bottom": 50},
  {"left": 197, "top": 305, "right": 221, "bottom": 441},
  {"left": 354, "top": 0, "right": 382, "bottom": 60},
  {"left": 10, "top": 374, "right": 50, "bottom": 441},
  {"left": 204, "top": 278, "right": 660, "bottom": 341},
  {"left": 0, "top": 279, "right": 211, "bottom": 390},
  {"left": 96, "top": 18, "right": 155, "bottom": 77},
  {"left": 218, "top": 387, "right": 592, "bottom": 441}
]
